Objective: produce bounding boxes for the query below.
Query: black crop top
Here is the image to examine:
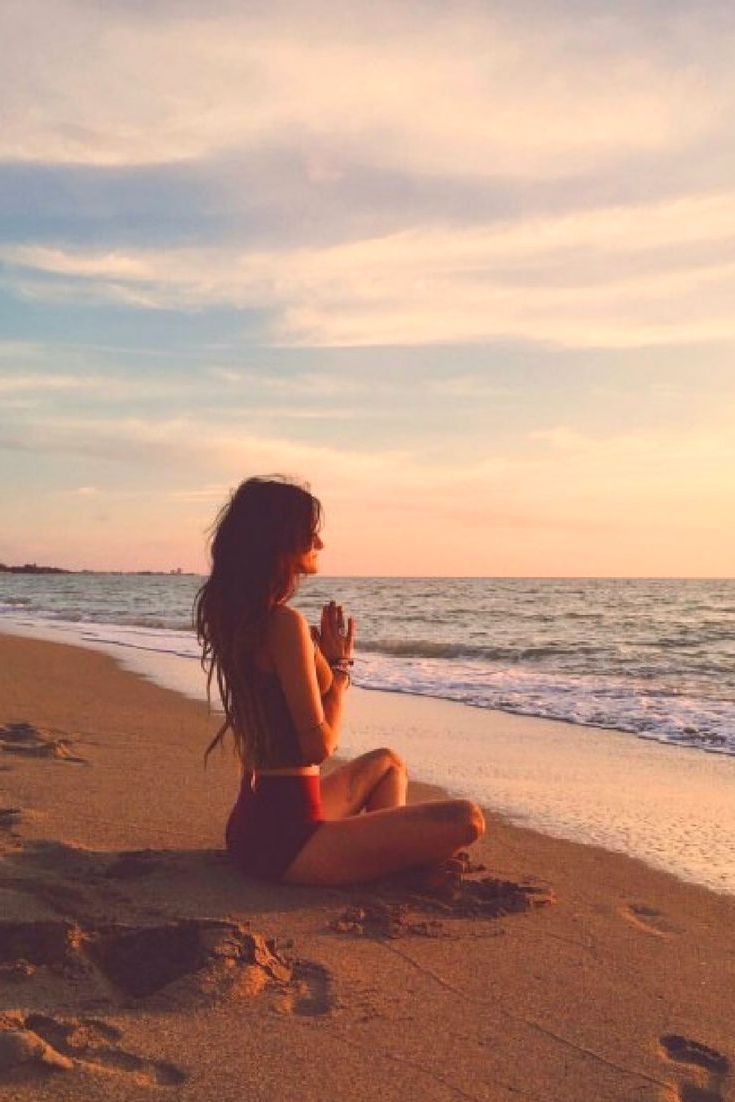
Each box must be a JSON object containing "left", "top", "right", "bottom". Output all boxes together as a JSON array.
[{"left": 251, "top": 668, "right": 315, "bottom": 768}]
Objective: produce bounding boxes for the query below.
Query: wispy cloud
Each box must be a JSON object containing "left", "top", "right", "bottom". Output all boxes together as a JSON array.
[
  {"left": 6, "top": 405, "right": 733, "bottom": 500},
  {"left": 0, "top": 413, "right": 413, "bottom": 480},
  {"left": 5, "top": 189, "right": 735, "bottom": 348},
  {"left": 0, "top": 373, "right": 104, "bottom": 394},
  {"left": 0, "top": 341, "right": 44, "bottom": 360},
  {"left": 206, "top": 367, "right": 370, "bottom": 397},
  {"left": 1, "top": 2, "right": 722, "bottom": 174},
  {"left": 4, "top": 403, "right": 734, "bottom": 572}
]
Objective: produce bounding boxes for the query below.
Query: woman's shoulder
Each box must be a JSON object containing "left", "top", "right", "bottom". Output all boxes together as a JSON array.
[
  {"left": 266, "top": 605, "right": 311, "bottom": 648},
  {"left": 268, "top": 603, "right": 306, "bottom": 628}
]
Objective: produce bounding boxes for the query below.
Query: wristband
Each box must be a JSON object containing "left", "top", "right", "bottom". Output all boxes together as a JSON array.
[{"left": 330, "top": 665, "right": 351, "bottom": 688}]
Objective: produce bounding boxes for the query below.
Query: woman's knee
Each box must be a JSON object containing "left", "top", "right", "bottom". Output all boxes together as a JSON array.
[
  {"left": 370, "top": 746, "right": 407, "bottom": 779},
  {"left": 434, "top": 799, "right": 485, "bottom": 843}
]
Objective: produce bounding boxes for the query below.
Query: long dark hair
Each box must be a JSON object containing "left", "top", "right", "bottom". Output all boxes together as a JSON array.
[{"left": 194, "top": 475, "right": 322, "bottom": 766}]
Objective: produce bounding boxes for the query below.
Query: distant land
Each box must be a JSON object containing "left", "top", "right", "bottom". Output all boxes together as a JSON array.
[
  {"left": 0, "top": 564, "right": 191, "bottom": 576},
  {"left": 0, "top": 563, "right": 70, "bottom": 574}
]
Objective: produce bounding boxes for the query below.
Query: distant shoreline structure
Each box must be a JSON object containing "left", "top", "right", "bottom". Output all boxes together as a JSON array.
[
  {"left": 0, "top": 563, "right": 193, "bottom": 576},
  {"left": 0, "top": 563, "right": 70, "bottom": 575}
]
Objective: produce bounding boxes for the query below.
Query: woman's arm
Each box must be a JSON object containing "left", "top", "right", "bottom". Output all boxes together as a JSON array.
[
  {"left": 313, "top": 671, "right": 349, "bottom": 761},
  {"left": 312, "top": 638, "right": 334, "bottom": 695},
  {"left": 268, "top": 607, "right": 348, "bottom": 763},
  {"left": 313, "top": 598, "right": 355, "bottom": 755}
]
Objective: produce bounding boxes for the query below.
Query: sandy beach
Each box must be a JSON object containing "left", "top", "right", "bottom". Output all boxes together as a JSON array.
[{"left": 1, "top": 632, "right": 733, "bottom": 1102}]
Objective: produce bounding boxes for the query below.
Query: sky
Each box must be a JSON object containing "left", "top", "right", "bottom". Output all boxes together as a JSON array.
[{"left": 1, "top": 0, "right": 734, "bottom": 576}]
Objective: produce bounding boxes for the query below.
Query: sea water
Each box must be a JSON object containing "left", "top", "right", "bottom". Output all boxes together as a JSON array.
[{"left": 2, "top": 574, "right": 733, "bottom": 756}]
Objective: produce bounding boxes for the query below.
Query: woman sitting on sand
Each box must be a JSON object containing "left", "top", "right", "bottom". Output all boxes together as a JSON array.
[{"left": 195, "top": 475, "right": 485, "bottom": 885}]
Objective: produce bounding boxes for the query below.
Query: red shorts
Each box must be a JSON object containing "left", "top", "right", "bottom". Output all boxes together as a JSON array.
[{"left": 225, "top": 771, "right": 324, "bottom": 882}]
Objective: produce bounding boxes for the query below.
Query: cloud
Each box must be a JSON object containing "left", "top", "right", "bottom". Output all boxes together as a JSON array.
[
  {"left": 0, "top": 370, "right": 197, "bottom": 403},
  {"left": 4, "top": 404, "right": 733, "bottom": 572},
  {"left": 206, "top": 366, "right": 369, "bottom": 397},
  {"left": 4, "top": 188, "right": 735, "bottom": 349},
  {"left": 0, "top": 373, "right": 105, "bottom": 394},
  {"left": 0, "top": 363, "right": 372, "bottom": 420},
  {"left": 425, "top": 376, "right": 517, "bottom": 400},
  {"left": 3, "top": 3, "right": 734, "bottom": 354},
  {"left": 0, "top": 412, "right": 413, "bottom": 481},
  {"left": 0, "top": 341, "right": 43, "bottom": 360},
  {"left": 5, "top": 405, "right": 734, "bottom": 507},
  {"left": 0, "top": 1, "right": 725, "bottom": 177}
]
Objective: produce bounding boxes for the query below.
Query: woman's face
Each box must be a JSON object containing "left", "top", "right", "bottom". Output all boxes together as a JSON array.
[{"left": 296, "top": 530, "right": 323, "bottom": 575}]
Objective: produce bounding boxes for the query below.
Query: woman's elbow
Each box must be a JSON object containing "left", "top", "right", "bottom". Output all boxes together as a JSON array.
[{"left": 299, "top": 724, "right": 335, "bottom": 765}]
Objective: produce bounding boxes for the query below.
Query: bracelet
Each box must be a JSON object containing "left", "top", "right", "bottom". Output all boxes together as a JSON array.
[
  {"left": 328, "top": 659, "right": 354, "bottom": 667},
  {"left": 330, "top": 665, "right": 351, "bottom": 689}
]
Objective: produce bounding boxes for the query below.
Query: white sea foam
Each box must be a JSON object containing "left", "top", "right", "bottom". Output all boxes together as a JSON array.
[{"left": 1, "top": 573, "right": 734, "bottom": 756}]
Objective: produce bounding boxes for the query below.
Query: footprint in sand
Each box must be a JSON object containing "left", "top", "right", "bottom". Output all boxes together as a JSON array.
[
  {"left": 621, "top": 902, "right": 680, "bottom": 938},
  {"left": 0, "top": 914, "right": 329, "bottom": 1014},
  {"left": 330, "top": 900, "right": 445, "bottom": 940},
  {"left": 280, "top": 960, "right": 334, "bottom": 1016},
  {"left": 0, "top": 1011, "right": 187, "bottom": 1085},
  {"left": 332, "top": 873, "right": 555, "bottom": 938},
  {"left": 0, "top": 810, "right": 24, "bottom": 858},
  {"left": 0, "top": 918, "right": 84, "bottom": 969},
  {"left": 658, "top": 1033, "right": 731, "bottom": 1102},
  {"left": 0, "top": 723, "right": 86, "bottom": 764},
  {"left": 89, "top": 919, "right": 294, "bottom": 1001},
  {"left": 103, "top": 850, "right": 168, "bottom": 880}
]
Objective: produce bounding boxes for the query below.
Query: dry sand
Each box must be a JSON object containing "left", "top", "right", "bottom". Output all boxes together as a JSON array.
[{"left": 0, "top": 632, "right": 733, "bottom": 1102}]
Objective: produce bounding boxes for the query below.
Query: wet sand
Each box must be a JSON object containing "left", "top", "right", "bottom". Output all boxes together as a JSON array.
[{"left": 0, "top": 632, "right": 733, "bottom": 1101}]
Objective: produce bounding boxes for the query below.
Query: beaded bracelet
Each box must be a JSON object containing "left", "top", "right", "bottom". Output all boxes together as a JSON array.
[{"left": 330, "top": 662, "right": 352, "bottom": 688}]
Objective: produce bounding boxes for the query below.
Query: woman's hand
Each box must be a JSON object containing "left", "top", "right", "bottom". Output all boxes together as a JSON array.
[{"left": 319, "top": 599, "right": 356, "bottom": 664}]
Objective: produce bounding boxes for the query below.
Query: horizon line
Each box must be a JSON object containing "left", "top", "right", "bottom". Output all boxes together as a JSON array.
[{"left": 3, "top": 568, "right": 734, "bottom": 582}]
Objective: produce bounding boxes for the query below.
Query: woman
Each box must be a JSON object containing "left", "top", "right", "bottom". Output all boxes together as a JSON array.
[{"left": 195, "top": 475, "right": 485, "bottom": 885}]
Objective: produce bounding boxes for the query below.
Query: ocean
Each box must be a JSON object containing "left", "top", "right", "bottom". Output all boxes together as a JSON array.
[{"left": 2, "top": 573, "right": 733, "bottom": 757}]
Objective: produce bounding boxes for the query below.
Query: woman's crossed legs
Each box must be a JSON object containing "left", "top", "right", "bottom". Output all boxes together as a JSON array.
[
  {"left": 320, "top": 746, "right": 409, "bottom": 818},
  {"left": 283, "top": 747, "right": 485, "bottom": 886}
]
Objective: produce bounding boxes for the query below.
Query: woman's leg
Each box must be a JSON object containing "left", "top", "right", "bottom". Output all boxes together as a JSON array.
[
  {"left": 320, "top": 748, "right": 408, "bottom": 819},
  {"left": 282, "top": 798, "right": 485, "bottom": 886}
]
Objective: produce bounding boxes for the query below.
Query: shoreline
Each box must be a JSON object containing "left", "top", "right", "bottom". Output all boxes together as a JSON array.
[
  {"left": 2, "top": 621, "right": 735, "bottom": 896},
  {"left": 3, "top": 608, "right": 730, "bottom": 758},
  {"left": 1, "top": 632, "right": 734, "bottom": 1101},
  {"left": 2, "top": 578, "right": 733, "bottom": 759}
]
